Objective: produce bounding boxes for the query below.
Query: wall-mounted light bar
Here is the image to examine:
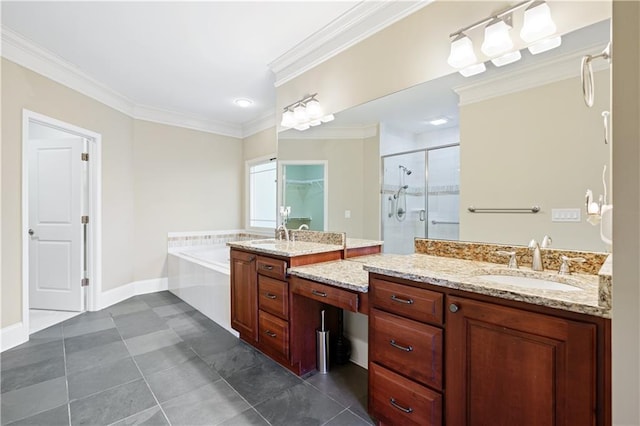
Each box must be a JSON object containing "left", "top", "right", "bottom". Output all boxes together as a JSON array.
[{"left": 280, "top": 93, "right": 334, "bottom": 131}]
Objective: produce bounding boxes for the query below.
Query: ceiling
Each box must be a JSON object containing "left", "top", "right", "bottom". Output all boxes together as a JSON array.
[{"left": 1, "top": 0, "right": 408, "bottom": 136}]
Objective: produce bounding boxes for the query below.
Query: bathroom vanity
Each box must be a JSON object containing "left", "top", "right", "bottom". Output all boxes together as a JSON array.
[{"left": 229, "top": 236, "right": 611, "bottom": 425}]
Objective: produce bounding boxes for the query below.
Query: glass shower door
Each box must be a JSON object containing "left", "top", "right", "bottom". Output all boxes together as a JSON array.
[{"left": 426, "top": 144, "right": 460, "bottom": 240}]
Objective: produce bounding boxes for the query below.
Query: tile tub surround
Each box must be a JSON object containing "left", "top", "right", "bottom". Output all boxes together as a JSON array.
[
  {"left": 0, "top": 292, "right": 373, "bottom": 426},
  {"left": 167, "top": 229, "right": 270, "bottom": 250},
  {"left": 227, "top": 239, "right": 344, "bottom": 258},
  {"left": 414, "top": 238, "right": 608, "bottom": 275},
  {"left": 362, "top": 253, "right": 609, "bottom": 318}
]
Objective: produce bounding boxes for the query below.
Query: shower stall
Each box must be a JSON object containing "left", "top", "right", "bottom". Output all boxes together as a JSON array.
[{"left": 381, "top": 144, "right": 460, "bottom": 254}]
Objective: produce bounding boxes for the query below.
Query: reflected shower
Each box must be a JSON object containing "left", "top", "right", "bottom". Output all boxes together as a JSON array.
[{"left": 399, "top": 165, "right": 412, "bottom": 175}]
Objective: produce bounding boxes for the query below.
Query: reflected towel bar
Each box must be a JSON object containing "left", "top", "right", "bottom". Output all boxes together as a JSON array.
[
  {"left": 431, "top": 220, "right": 460, "bottom": 225},
  {"left": 468, "top": 206, "right": 540, "bottom": 213}
]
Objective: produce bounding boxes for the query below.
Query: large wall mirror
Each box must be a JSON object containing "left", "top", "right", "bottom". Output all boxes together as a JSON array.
[{"left": 277, "top": 17, "right": 611, "bottom": 253}]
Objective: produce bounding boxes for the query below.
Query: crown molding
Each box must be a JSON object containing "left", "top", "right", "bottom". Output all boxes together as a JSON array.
[
  {"left": 242, "top": 110, "right": 277, "bottom": 138},
  {"left": 278, "top": 124, "right": 378, "bottom": 140},
  {"left": 454, "top": 42, "right": 610, "bottom": 106},
  {"left": 268, "top": 0, "right": 432, "bottom": 88},
  {"left": 1, "top": 25, "right": 257, "bottom": 139}
]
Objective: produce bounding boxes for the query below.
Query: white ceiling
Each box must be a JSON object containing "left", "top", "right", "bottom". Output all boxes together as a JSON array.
[{"left": 1, "top": 1, "right": 365, "bottom": 133}]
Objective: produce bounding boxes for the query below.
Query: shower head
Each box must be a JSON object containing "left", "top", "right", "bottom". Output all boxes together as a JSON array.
[{"left": 399, "top": 165, "right": 412, "bottom": 175}]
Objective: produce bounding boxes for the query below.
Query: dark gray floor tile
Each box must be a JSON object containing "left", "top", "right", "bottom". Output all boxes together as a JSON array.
[
  {"left": 106, "top": 299, "right": 150, "bottom": 318},
  {"left": 161, "top": 381, "right": 249, "bottom": 426},
  {"left": 1, "top": 355, "right": 65, "bottom": 393},
  {"left": 226, "top": 359, "right": 302, "bottom": 405},
  {"left": 124, "top": 329, "right": 182, "bottom": 356},
  {"left": 201, "top": 341, "right": 265, "bottom": 379},
  {"left": 348, "top": 394, "right": 373, "bottom": 425},
  {"left": 6, "top": 324, "right": 63, "bottom": 352},
  {"left": 5, "top": 404, "right": 69, "bottom": 426},
  {"left": 218, "top": 408, "right": 270, "bottom": 426},
  {"left": 63, "top": 316, "right": 115, "bottom": 339},
  {"left": 305, "top": 362, "right": 368, "bottom": 409},
  {"left": 187, "top": 330, "right": 240, "bottom": 359},
  {"left": 165, "top": 313, "right": 211, "bottom": 341},
  {"left": 63, "top": 310, "right": 111, "bottom": 327},
  {"left": 152, "top": 302, "right": 194, "bottom": 318},
  {"left": 255, "top": 382, "right": 344, "bottom": 426},
  {"left": 0, "top": 377, "right": 68, "bottom": 425},
  {"left": 64, "top": 328, "right": 122, "bottom": 354},
  {"left": 136, "top": 292, "right": 180, "bottom": 308},
  {"left": 68, "top": 357, "right": 140, "bottom": 401},
  {"left": 1, "top": 340, "right": 63, "bottom": 371},
  {"left": 109, "top": 406, "right": 168, "bottom": 426},
  {"left": 113, "top": 310, "right": 168, "bottom": 340},
  {"left": 69, "top": 379, "right": 156, "bottom": 426},
  {"left": 133, "top": 342, "right": 197, "bottom": 376},
  {"left": 146, "top": 357, "right": 221, "bottom": 403},
  {"left": 324, "top": 409, "right": 372, "bottom": 426},
  {"left": 65, "top": 341, "right": 130, "bottom": 374}
]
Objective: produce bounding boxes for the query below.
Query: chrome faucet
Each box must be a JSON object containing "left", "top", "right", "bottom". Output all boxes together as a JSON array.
[
  {"left": 298, "top": 224, "right": 309, "bottom": 230},
  {"left": 276, "top": 224, "right": 290, "bottom": 241},
  {"left": 528, "top": 239, "right": 544, "bottom": 271}
]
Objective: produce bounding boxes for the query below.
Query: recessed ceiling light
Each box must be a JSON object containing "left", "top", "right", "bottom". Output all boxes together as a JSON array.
[
  {"left": 234, "top": 98, "right": 253, "bottom": 108},
  {"left": 429, "top": 118, "right": 448, "bottom": 126}
]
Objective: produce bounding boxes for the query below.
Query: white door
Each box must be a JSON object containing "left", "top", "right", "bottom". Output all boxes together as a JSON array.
[{"left": 29, "top": 138, "right": 84, "bottom": 311}]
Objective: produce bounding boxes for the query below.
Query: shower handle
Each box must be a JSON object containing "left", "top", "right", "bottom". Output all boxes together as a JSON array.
[{"left": 419, "top": 210, "right": 426, "bottom": 222}]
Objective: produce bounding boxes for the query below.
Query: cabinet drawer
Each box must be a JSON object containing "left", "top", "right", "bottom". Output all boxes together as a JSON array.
[
  {"left": 370, "top": 363, "right": 442, "bottom": 426},
  {"left": 257, "top": 256, "right": 287, "bottom": 280},
  {"left": 370, "top": 309, "right": 443, "bottom": 390},
  {"left": 371, "top": 277, "right": 443, "bottom": 325},
  {"left": 290, "top": 277, "right": 359, "bottom": 312},
  {"left": 258, "top": 275, "right": 289, "bottom": 320},
  {"left": 258, "top": 310, "right": 289, "bottom": 359}
]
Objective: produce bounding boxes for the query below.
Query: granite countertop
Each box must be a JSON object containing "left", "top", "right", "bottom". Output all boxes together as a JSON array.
[
  {"left": 289, "top": 253, "right": 610, "bottom": 318},
  {"left": 227, "top": 239, "right": 343, "bottom": 258},
  {"left": 346, "top": 238, "right": 383, "bottom": 249}
]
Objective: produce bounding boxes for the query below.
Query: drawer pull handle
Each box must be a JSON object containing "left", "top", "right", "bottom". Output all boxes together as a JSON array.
[
  {"left": 265, "top": 293, "right": 277, "bottom": 300},
  {"left": 264, "top": 330, "right": 277, "bottom": 338},
  {"left": 249, "top": 256, "right": 256, "bottom": 261},
  {"left": 262, "top": 265, "right": 274, "bottom": 270},
  {"left": 390, "top": 295, "right": 414, "bottom": 305},
  {"left": 311, "top": 290, "right": 327, "bottom": 297},
  {"left": 389, "top": 339, "right": 413, "bottom": 352},
  {"left": 389, "top": 398, "right": 413, "bottom": 414}
]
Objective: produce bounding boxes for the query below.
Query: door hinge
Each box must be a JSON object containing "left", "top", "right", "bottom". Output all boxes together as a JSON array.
[
  {"left": 81, "top": 216, "right": 89, "bottom": 224},
  {"left": 81, "top": 152, "right": 89, "bottom": 161},
  {"left": 81, "top": 278, "right": 89, "bottom": 287}
]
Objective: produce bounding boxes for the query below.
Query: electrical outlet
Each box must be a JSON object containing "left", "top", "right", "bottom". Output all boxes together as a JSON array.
[{"left": 551, "top": 208, "right": 581, "bottom": 222}]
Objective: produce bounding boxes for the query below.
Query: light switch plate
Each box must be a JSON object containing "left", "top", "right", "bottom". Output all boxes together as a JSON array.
[
  {"left": 551, "top": 208, "right": 581, "bottom": 222},
  {"left": 344, "top": 210, "right": 351, "bottom": 219}
]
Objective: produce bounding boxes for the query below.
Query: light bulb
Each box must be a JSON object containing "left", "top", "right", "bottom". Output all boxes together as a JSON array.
[
  {"left": 527, "top": 36, "right": 562, "bottom": 55},
  {"left": 305, "top": 99, "right": 323, "bottom": 120},
  {"left": 481, "top": 18, "right": 513, "bottom": 57},
  {"left": 459, "top": 62, "right": 486, "bottom": 77},
  {"left": 293, "top": 104, "right": 308, "bottom": 123},
  {"left": 294, "top": 123, "right": 310, "bottom": 131},
  {"left": 520, "top": 1, "right": 557, "bottom": 43},
  {"left": 320, "top": 114, "right": 335, "bottom": 123},
  {"left": 280, "top": 109, "right": 296, "bottom": 128},
  {"left": 491, "top": 50, "right": 521, "bottom": 67},
  {"left": 309, "top": 120, "right": 321, "bottom": 127},
  {"left": 447, "top": 34, "right": 477, "bottom": 69}
]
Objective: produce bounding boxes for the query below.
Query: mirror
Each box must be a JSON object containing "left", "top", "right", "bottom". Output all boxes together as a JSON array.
[
  {"left": 278, "top": 162, "right": 328, "bottom": 231},
  {"left": 277, "top": 19, "right": 611, "bottom": 253}
]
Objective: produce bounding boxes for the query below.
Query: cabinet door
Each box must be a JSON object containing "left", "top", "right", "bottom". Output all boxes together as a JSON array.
[
  {"left": 230, "top": 250, "right": 257, "bottom": 341},
  {"left": 446, "top": 296, "right": 597, "bottom": 426}
]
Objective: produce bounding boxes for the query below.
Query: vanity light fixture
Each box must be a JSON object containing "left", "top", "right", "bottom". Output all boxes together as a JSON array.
[
  {"left": 446, "top": 0, "right": 561, "bottom": 77},
  {"left": 280, "top": 94, "right": 334, "bottom": 131}
]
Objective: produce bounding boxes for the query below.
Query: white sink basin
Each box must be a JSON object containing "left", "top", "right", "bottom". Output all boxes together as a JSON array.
[{"left": 476, "top": 274, "right": 581, "bottom": 292}]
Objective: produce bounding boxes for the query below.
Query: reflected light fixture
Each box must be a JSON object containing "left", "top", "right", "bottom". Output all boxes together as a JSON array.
[
  {"left": 429, "top": 118, "right": 449, "bottom": 126},
  {"left": 280, "top": 94, "right": 334, "bottom": 131},
  {"left": 446, "top": 0, "right": 560, "bottom": 77}
]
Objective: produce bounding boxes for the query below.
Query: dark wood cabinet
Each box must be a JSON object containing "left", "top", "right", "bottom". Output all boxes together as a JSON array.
[
  {"left": 446, "top": 295, "right": 598, "bottom": 426},
  {"left": 230, "top": 249, "right": 257, "bottom": 341}
]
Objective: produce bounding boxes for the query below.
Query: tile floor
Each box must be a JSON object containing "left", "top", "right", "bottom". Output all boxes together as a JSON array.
[{"left": 0, "top": 291, "right": 373, "bottom": 426}]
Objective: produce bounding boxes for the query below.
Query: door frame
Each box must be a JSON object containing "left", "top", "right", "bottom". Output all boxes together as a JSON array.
[{"left": 21, "top": 109, "right": 102, "bottom": 333}]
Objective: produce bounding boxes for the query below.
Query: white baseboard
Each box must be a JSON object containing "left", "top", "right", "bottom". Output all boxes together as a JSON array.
[
  {"left": 98, "top": 277, "right": 169, "bottom": 310},
  {"left": 1, "top": 321, "right": 29, "bottom": 352},
  {"left": 347, "top": 335, "right": 368, "bottom": 369}
]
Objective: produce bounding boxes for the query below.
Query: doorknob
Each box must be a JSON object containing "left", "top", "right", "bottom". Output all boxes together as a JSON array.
[{"left": 28, "top": 229, "right": 35, "bottom": 236}]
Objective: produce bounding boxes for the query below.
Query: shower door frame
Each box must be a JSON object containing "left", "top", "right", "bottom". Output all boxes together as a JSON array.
[{"left": 381, "top": 142, "right": 460, "bottom": 245}]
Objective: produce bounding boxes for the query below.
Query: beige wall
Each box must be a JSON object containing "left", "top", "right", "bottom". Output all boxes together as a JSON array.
[
  {"left": 243, "top": 127, "right": 276, "bottom": 161},
  {"left": 459, "top": 71, "right": 610, "bottom": 251},
  {"left": 611, "top": 1, "right": 640, "bottom": 423},
  {"left": 278, "top": 135, "right": 379, "bottom": 239},
  {"left": 133, "top": 120, "right": 243, "bottom": 281},
  {"left": 1, "top": 58, "right": 135, "bottom": 327}
]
